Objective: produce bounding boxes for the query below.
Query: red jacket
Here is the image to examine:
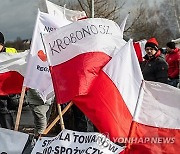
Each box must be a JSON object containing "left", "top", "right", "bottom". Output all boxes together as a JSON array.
[{"left": 165, "top": 48, "right": 180, "bottom": 78}]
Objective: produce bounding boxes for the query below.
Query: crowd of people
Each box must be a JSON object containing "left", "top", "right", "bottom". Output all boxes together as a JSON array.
[
  {"left": 140, "top": 37, "right": 180, "bottom": 88},
  {"left": 0, "top": 32, "right": 180, "bottom": 139}
]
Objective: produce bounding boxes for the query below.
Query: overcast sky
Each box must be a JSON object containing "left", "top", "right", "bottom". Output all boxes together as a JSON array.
[
  {"left": 0, "top": 0, "right": 159, "bottom": 42},
  {"left": 0, "top": 0, "right": 38, "bottom": 41}
]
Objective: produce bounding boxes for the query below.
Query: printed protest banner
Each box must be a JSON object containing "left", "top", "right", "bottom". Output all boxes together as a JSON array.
[{"left": 31, "top": 129, "right": 125, "bottom": 154}]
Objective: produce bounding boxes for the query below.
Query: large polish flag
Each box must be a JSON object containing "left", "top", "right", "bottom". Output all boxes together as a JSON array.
[
  {"left": 73, "top": 40, "right": 143, "bottom": 140},
  {"left": 23, "top": 10, "right": 71, "bottom": 102},
  {"left": 45, "top": 0, "right": 87, "bottom": 21},
  {"left": 43, "top": 18, "right": 126, "bottom": 104},
  {"left": 125, "top": 81, "right": 180, "bottom": 154},
  {"left": 0, "top": 51, "right": 28, "bottom": 95}
]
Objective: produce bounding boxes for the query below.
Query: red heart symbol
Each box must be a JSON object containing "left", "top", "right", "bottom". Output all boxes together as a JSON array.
[{"left": 38, "top": 50, "right": 47, "bottom": 62}]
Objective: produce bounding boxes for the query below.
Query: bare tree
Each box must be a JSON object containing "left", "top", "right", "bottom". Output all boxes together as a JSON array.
[
  {"left": 55, "top": 0, "right": 126, "bottom": 22},
  {"left": 54, "top": 0, "right": 146, "bottom": 36},
  {"left": 124, "top": 2, "right": 147, "bottom": 40},
  {"left": 158, "top": 0, "right": 180, "bottom": 39},
  {"left": 124, "top": 2, "right": 160, "bottom": 41},
  {"left": 124, "top": 0, "right": 180, "bottom": 46},
  {"left": 75, "top": 0, "right": 125, "bottom": 21},
  {"left": 46, "top": 0, "right": 176, "bottom": 46}
]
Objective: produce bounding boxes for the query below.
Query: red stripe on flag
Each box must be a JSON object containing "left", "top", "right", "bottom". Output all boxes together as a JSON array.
[
  {"left": 125, "top": 122, "right": 180, "bottom": 154},
  {"left": 133, "top": 42, "right": 143, "bottom": 62},
  {"left": 73, "top": 70, "right": 132, "bottom": 140},
  {"left": 78, "top": 16, "right": 88, "bottom": 20},
  {"left": 0, "top": 71, "right": 23, "bottom": 95},
  {"left": 50, "top": 52, "right": 111, "bottom": 104}
]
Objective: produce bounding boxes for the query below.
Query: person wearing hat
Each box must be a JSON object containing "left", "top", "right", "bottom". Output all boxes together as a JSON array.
[
  {"left": 165, "top": 41, "right": 180, "bottom": 87},
  {"left": 0, "top": 32, "right": 5, "bottom": 52},
  {"left": 0, "top": 31, "right": 17, "bottom": 53},
  {"left": 0, "top": 32, "right": 19, "bottom": 129},
  {"left": 140, "top": 38, "right": 168, "bottom": 83},
  {"left": 0, "top": 32, "right": 14, "bottom": 129}
]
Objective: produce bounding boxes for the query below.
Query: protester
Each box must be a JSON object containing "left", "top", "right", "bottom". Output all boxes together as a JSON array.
[
  {"left": 0, "top": 32, "right": 18, "bottom": 129},
  {"left": 140, "top": 38, "right": 168, "bottom": 83},
  {"left": 165, "top": 41, "right": 180, "bottom": 87},
  {"left": 26, "top": 88, "right": 54, "bottom": 137},
  {"left": 0, "top": 32, "right": 5, "bottom": 51},
  {"left": 0, "top": 32, "right": 17, "bottom": 53}
]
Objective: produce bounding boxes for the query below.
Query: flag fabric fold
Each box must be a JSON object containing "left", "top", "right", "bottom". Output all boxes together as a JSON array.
[
  {"left": 0, "top": 51, "right": 28, "bottom": 95},
  {"left": 74, "top": 40, "right": 143, "bottom": 140}
]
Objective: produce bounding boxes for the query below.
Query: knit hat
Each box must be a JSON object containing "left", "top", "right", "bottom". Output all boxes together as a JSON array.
[
  {"left": 166, "top": 42, "right": 176, "bottom": 49},
  {"left": 145, "top": 38, "right": 159, "bottom": 51},
  {"left": 0, "top": 32, "right": 5, "bottom": 44}
]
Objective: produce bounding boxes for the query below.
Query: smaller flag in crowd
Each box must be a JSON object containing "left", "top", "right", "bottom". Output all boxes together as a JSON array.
[
  {"left": 133, "top": 39, "right": 147, "bottom": 62},
  {"left": 45, "top": 0, "right": 87, "bottom": 21},
  {"left": 0, "top": 50, "right": 28, "bottom": 95},
  {"left": 23, "top": 10, "right": 71, "bottom": 102}
]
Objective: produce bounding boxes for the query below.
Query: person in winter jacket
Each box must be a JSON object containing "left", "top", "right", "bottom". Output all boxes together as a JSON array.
[
  {"left": 140, "top": 38, "right": 168, "bottom": 83},
  {"left": 0, "top": 32, "right": 17, "bottom": 54},
  {"left": 165, "top": 41, "right": 180, "bottom": 87},
  {"left": 0, "top": 32, "right": 17, "bottom": 129},
  {"left": 27, "top": 88, "right": 54, "bottom": 137}
]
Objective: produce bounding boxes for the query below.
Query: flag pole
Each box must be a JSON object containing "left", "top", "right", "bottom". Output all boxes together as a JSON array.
[
  {"left": 40, "top": 32, "right": 65, "bottom": 130},
  {"left": 43, "top": 101, "right": 73, "bottom": 134},
  {"left": 57, "top": 104, "right": 65, "bottom": 130},
  {"left": 91, "top": 0, "right": 94, "bottom": 18},
  {"left": 14, "top": 86, "right": 26, "bottom": 131},
  {"left": 126, "top": 80, "right": 144, "bottom": 149}
]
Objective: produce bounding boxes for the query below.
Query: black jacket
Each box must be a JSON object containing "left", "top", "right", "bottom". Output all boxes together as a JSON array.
[{"left": 140, "top": 51, "right": 168, "bottom": 83}]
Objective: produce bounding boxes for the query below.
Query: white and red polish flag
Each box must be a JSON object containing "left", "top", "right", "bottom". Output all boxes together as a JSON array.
[
  {"left": 73, "top": 40, "right": 143, "bottom": 140},
  {"left": 45, "top": 0, "right": 87, "bottom": 21},
  {"left": 43, "top": 18, "right": 126, "bottom": 104},
  {"left": 23, "top": 10, "right": 71, "bottom": 102},
  {"left": 133, "top": 39, "right": 146, "bottom": 62},
  {"left": 125, "top": 81, "right": 180, "bottom": 154},
  {"left": 0, "top": 51, "right": 28, "bottom": 95}
]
